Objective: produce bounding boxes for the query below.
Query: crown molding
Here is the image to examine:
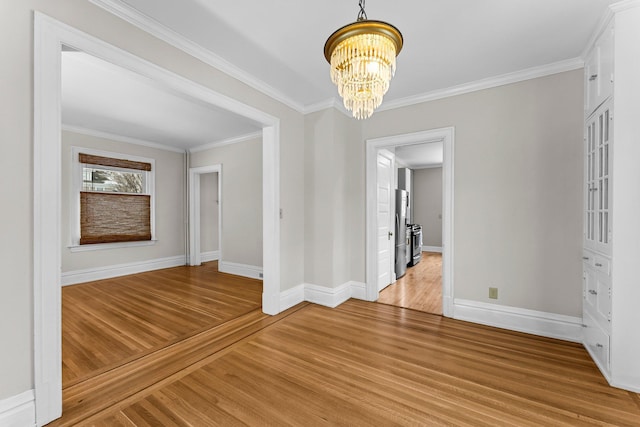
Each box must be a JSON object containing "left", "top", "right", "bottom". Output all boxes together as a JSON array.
[
  {"left": 303, "top": 98, "right": 351, "bottom": 118},
  {"left": 581, "top": 0, "right": 640, "bottom": 58},
  {"left": 62, "top": 124, "right": 186, "bottom": 153},
  {"left": 377, "top": 57, "right": 584, "bottom": 113},
  {"left": 303, "top": 98, "right": 341, "bottom": 115},
  {"left": 89, "top": 0, "right": 305, "bottom": 113},
  {"left": 88, "top": 0, "right": 592, "bottom": 120},
  {"left": 610, "top": 0, "right": 640, "bottom": 12},
  {"left": 189, "top": 131, "right": 263, "bottom": 153}
]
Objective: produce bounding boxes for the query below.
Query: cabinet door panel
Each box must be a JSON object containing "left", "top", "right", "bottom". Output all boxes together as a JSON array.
[
  {"left": 584, "top": 118, "right": 597, "bottom": 249},
  {"left": 588, "top": 101, "right": 613, "bottom": 255},
  {"left": 599, "top": 24, "right": 614, "bottom": 104},
  {"left": 596, "top": 272, "right": 611, "bottom": 330},
  {"left": 583, "top": 310, "right": 610, "bottom": 372},
  {"left": 584, "top": 265, "right": 597, "bottom": 311},
  {"left": 585, "top": 50, "right": 599, "bottom": 115}
]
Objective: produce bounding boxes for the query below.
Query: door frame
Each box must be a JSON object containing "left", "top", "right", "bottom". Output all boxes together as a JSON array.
[
  {"left": 189, "top": 165, "right": 222, "bottom": 266},
  {"left": 33, "top": 13, "right": 281, "bottom": 425},
  {"left": 365, "top": 127, "right": 455, "bottom": 316}
]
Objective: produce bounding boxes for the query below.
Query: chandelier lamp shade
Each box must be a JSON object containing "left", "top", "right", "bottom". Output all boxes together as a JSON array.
[{"left": 324, "top": 0, "right": 403, "bottom": 119}]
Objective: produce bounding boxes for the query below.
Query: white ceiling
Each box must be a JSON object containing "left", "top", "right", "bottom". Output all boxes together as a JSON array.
[
  {"left": 63, "top": 0, "right": 617, "bottom": 150},
  {"left": 117, "top": 0, "right": 615, "bottom": 108},
  {"left": 61, "top": 50, "right": 262, "bottom": 151},
  {"left": 395, "top": 142, "right": 443, "bottom": 169}
]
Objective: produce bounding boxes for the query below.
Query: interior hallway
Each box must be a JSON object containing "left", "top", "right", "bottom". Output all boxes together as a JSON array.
[{"left": 378, "top": 251, "right": 443, "bottom": 315}]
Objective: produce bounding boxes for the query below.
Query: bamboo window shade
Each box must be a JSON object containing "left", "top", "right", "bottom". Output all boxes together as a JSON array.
[
  {"left": 79, "top": 153, "right": 152, "bottom": 245},
  {"left": 79, "top": 153, "right": 152, "bottom": 171}
]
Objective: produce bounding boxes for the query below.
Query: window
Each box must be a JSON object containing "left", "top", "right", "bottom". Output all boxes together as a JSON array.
[{"left": 71, "top": 148, "right": 155, "bottom": 248}]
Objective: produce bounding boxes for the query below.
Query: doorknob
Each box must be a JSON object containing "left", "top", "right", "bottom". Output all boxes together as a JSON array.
[{"left": 388, "top": 231, "right": 393, "bottom": 240}]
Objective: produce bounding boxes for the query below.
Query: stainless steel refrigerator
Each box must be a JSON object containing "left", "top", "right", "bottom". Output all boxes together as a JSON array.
[{"left": 395, "top": 189, "right": 408, "bottom": 279}]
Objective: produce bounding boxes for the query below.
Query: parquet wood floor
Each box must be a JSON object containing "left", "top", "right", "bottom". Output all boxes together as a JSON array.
[
  {"left": 51, "top": 299, "right": 640, "bottom": 426},
  {"left": 378, "top": 252, "right": 443, "bottom": 314},
  {"left": 62, "top": 261, "right": 262, "bottom": 387}
]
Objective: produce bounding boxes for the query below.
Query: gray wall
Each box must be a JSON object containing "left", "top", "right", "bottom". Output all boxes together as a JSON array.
[
  {"left": 190, "top": 138, "right": 263, "bottom": 267},
  {"left": 413, "top": 167, "right": 443, "bottom": 248},
  {"left": 304, "top": 109, "right": 362, "bottom": 287},
  {"left": 1, "top": 0, "right": 304, "bottom": 401},
  {"left": 61, "top": 131, "right": 186, "bottom": 273},
  {"left": 361, "top": 70, "right": 584, "bottom": 317},
  {"left": 200, "top": 173, "right": 219, "bottom": 253}
]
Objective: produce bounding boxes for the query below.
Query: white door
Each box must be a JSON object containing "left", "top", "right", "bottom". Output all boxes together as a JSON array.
[{"left": 377, "top": 150, "right": 394, "bottom": 291}]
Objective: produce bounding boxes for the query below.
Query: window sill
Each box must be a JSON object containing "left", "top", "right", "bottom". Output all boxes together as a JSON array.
[{"left": 68, "top": 240, "right": 157, "bottom": 252}]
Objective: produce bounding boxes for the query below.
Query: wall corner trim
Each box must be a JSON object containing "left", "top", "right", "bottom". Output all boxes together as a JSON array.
[
  {"left": 304, "top": 282, "right": 352, "bottom": 308},
  {"left": 200, "top": 251, "right": 220, "bottom": 263},
  {"left": 279, "top": 284, "right": 305, "bottom": 312},
  {"left": 348, "top": 281, "right": 368, "bottom": 300},
  {"left": 0, "top": 390, "right": 36, "bottom": 427},
  {"left": 453, "top": 299, "right": 583, "bottom": 343},
  {"left": 218, "top": 261, "right": 263, "bottom": 280},
  {"left": 279, "top": 282, "right": 366, "bottom": 311}
]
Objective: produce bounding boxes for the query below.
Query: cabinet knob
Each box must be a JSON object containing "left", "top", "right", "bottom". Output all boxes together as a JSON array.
[
  {"left": 595, "top": 263, "right": 603, "bottom": 267},
  {"left": 589, "top": 290, "right": 598, "bottom": 295},
  {"left": 596, "top": 343, "right": 604, "bottom": 348},
  {"left": 582, "top": 257, "right": 589, "bottom": 260},
  {"left": 589, "top": 74, "right": 598, "bottom": 81}
]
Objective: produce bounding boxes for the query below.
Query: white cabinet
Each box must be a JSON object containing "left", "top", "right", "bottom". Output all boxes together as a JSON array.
[
  {"left": 582, "top": 20, "right": 614, "bottom": 387},
  {"left": 585, "top": 22, "right": 614, "bottom": 117},
  {"left": 582, "top": 250, "right": 611, "bottom": 334},
  {"left": 583, "top": 309, "right": 610, "bottom": 372},
  {"left": 582, "top": 5, "right": 640, "bottom": 393}
]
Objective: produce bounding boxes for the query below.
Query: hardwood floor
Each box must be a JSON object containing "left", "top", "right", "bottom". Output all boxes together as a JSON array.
[
  {"left": 378, "top": 252, "right": 443, "bottom": 314},
  {"left": 62, "top": 261, "right": 262, "bottom": 387},
  {"left": 53, "top": 295, "right": 640, "bottom": 425}
]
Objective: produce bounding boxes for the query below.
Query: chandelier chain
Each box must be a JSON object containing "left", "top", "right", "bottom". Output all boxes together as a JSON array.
[{"left": 357, "top": 0, "right": 367, "bottom": 21}]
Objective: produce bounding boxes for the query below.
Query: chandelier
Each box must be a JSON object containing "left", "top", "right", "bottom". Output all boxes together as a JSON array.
[{"left": 324, "top": 0, "right": 403, "bottom": 120}]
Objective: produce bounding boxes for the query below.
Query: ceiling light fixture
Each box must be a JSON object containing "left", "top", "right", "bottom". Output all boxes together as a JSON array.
[{"left": 324, "top": 0, "right": 403, "bottom": 120}]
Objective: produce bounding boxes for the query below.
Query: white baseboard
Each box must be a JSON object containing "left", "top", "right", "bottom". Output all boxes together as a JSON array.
[
  {"left": 0, "top": 390, "right": 35, "bottom": 427},
  {"left": 218, "top": 260, "right": 263, "bottom": 280},
  {"left": 279, "top": 284, "right": 305, "bottom": 311},
  {"left": 349, "top": 281, "right": 367, "bottom": 300},
  {"left": 61, "top": 255, "right": 186, "bottom": 286},
  {"left": 453, "top": 299, "right": 583, "bottom": 343},
  {"left": 422, "top": 245, "right": 443, "bottom": 253},
  {"left": 304, "top": 282, "right": 352, "bottom": 308},
  {"left": 201, "top": 250, "right": 220, "bottom": 262},
  {"left": 279, "top": 281, "right": 367, "bottom": 310}
]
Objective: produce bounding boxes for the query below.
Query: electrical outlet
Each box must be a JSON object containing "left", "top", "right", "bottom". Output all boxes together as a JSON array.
[{"left": 489, "top": 287, "right": 498, "bottom": 299}]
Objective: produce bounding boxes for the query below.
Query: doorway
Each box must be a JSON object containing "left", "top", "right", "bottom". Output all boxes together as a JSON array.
[
  {"left": 378, "top": 162, "right": 444, "bottom": 314},
  {"left": 189, "top": 166, "right": 222, "bottom": 266},
  {"left": 33, "top": 13, "right": 280, "bottom": 425},
  {"left": 365, "top": 128, "right": 454, "bottom": 317}
]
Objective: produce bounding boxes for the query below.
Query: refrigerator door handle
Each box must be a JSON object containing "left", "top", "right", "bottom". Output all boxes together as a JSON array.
[{"left": 395, "top": 213, "right": 399, "bottom": 239}]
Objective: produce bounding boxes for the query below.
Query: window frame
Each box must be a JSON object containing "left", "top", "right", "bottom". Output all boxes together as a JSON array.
[
  {"left": 82, "top": 163, "right": 147, "bottom": 194},
  {"left": 69, "top": 146, "right": 156, "bottom": 251}
]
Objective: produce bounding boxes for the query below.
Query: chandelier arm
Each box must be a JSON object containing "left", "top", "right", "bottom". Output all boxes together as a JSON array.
[{"left": 357, "top": 0, "right": 367, "bottom": 21}]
